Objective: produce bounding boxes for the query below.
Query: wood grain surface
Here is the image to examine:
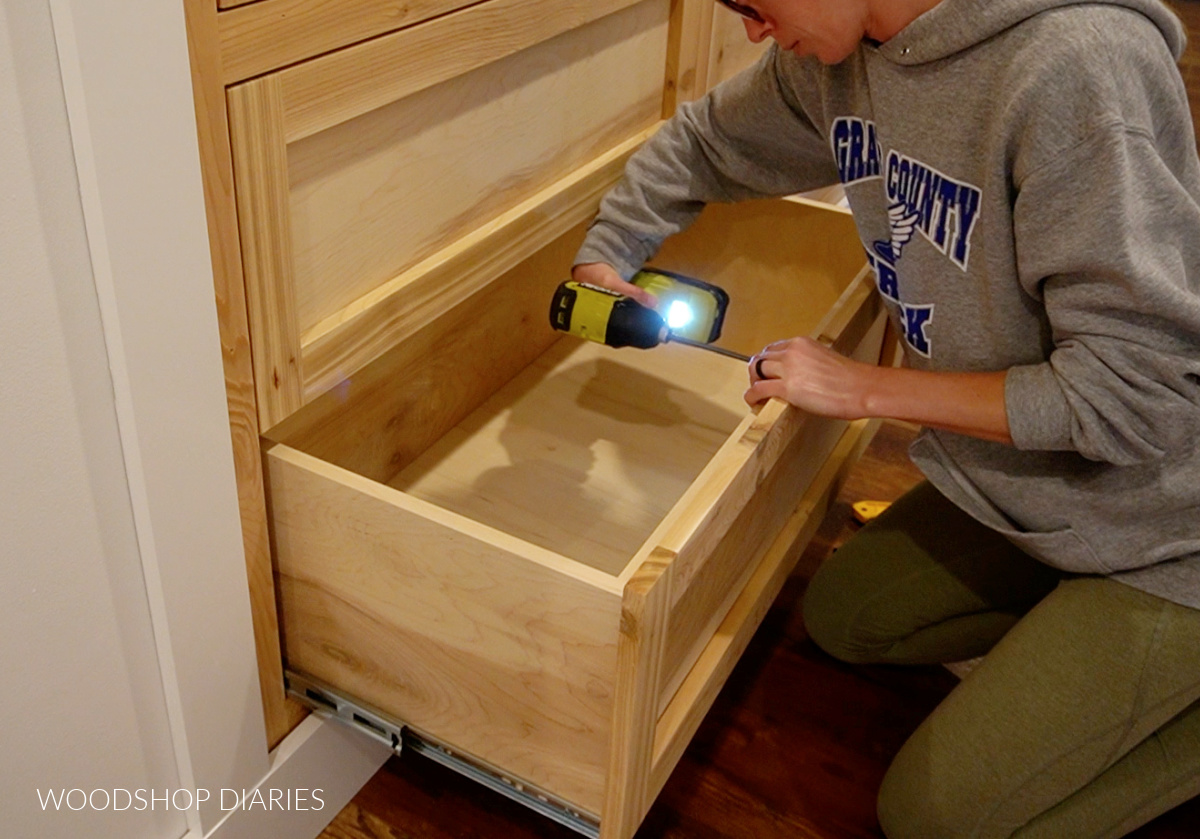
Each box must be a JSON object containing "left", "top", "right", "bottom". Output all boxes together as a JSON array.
[
  {"left": 183, "top": 0, "right": 307, "bottom": 747},
  {"left": 269, "top": 443, "right": 623, "bottom": 813},
  {"left": 217, "top": 0, "right": 479, "bottom": 84},
  {"left": 286, "top": 1, "right": 667, "bottom": 335},
  {"left": 315, "top": 421, "right": 1200, "bottom": 839},
  {"left": 227, "top": 75, "right": 306, "bottom": 428},
  {"left": 276, "top": 0, "right": 658, "bottom": 144},
  {"left": 389, "top": 339, "right": 750, "bottom": 576},
  {"left": 706, "top": 5, "right": 770, "bottom": 89},
  {"left": 1166, "top": 1, "right": 1200, "bottom": 148}
]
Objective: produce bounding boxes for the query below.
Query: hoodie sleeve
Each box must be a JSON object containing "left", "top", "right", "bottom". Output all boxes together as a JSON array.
[
  {"left": 1006, "top": 122, "right": 1200, "bottom": 465},
  {"left": 575, "top": 47, "right": 840, "bottom": 278}
]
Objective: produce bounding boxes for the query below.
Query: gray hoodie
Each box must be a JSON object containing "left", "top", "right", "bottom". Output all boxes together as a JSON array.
[{"left": 576, "top": 0, "right": 1200, "bottom": 609}]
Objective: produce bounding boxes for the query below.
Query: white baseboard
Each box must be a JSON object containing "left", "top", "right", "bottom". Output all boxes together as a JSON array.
[{"left": 201, "top": 717, "right": 391, "bottom": 839}]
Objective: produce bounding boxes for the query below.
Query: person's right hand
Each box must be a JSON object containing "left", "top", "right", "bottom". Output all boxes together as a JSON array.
[{"left": 571, "top": 262, "right": 657, "bottom": 309}]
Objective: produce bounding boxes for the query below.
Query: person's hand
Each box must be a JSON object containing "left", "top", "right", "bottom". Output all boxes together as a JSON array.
[
  {"left": 745, "top": 337, "right": 873, "bottom": 418},
  {"left": 571, "top": 262, "right": 657, "bottom": 308}
]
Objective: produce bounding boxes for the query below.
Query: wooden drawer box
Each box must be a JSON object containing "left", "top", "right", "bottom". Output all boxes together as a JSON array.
[{"left": 261, "top": 198, "right": 884, "bottom": 837}]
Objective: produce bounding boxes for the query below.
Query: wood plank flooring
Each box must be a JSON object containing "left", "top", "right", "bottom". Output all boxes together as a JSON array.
[{"left": 318, "top": 421, "right": 1200, "bottom": 839}]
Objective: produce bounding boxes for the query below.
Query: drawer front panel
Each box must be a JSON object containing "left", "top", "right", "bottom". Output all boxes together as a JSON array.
[
  {"left": 287, "top": 0, "right": 669, "bottom": 336},
  {"left": 267, "top": 444, "right": 623, "bottom": 811},
  {"left": 227, "top": 0, "right": 671, "bottom": 430},
  {"left": 218, "top": 0, "right": 481, "bottom": 84}
]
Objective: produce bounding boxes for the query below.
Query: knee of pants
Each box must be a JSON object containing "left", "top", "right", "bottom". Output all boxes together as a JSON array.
[
  {"left": 876, "top": 738, "right": 976, "bottom": 839},
  {"left": 802, "top": 553, "right": 883, "bottom": 664}
]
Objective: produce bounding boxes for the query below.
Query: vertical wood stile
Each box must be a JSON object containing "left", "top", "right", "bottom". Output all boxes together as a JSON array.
[
  {"left": 227, "top": 76, "right": 305, "bottom": 430},
  {"left": 182, "top": 0, "right": 306, "bottom": 749},
  {"left": 601, "top": 548, "right": 674, "bottom": 839},
  {"left": 663, "top": 0, "right": 713, "bottom": 116}
]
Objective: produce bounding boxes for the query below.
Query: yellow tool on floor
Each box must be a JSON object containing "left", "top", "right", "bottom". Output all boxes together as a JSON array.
[{"left": 852, "top": 499, "right": 892, "bottom": 524}]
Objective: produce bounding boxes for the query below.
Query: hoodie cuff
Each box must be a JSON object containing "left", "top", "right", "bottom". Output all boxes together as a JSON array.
[
  {"left": 572, "top": 221, "right": 656, "bottom": 281},
  {"left": 1005, "top": 362, "right": 1075, "bottom": 451}
]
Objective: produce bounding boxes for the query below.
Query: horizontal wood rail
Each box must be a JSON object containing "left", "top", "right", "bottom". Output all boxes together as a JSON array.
[
  {"left": 274, "top": 0, "right": 648, "bottom": 143},
  {"left": 219, "top": 0, "right": 482, "bottom": 84}
]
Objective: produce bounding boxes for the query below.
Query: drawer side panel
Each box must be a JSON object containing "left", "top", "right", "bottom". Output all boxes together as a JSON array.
[
  {"left": 657, "top": 292, "right": 888, "bottom": 709},
  {"left": 266, "top": 444, "right": 622, "bottom": 812},
  {"left": 658, "top": 413, "right": 849, "bottom": 708}
]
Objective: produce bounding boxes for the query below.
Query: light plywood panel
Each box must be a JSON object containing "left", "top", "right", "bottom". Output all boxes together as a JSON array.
[
  {"left": 286, "top": 0, "right": 669, "bottom": 335},
  {"left": 706, "top": 6, "right": 769, "bottom": 89},
  {"left": 277, "top": 0, "right": 654, "bottom": 143},
  {"left": 265, "top": 234, "right": 571, "bottom": 485},
  {"left": 267, "top": 445, "right": 623, "bottom": 813},
  {"left": 390, "top": 339, "right": 751, "bottom": 576},
  {"left": 648, "top": 199, "right": 864, "bottom": 359},
  {"left": 296, "top": 134, "right": 650, "bottom": 402}
]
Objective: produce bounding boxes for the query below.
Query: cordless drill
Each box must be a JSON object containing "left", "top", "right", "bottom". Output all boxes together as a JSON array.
[{"left": 549, "top": 269, "right": 750, "bottom": 362}]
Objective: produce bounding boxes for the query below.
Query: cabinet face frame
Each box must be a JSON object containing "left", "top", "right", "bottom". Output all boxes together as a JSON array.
[{"left": 189, "top": 0, "right": 721, "bottom": 751}]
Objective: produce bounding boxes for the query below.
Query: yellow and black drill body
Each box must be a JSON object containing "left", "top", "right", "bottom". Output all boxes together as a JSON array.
[{"left": 549, "top": 269, "right": 749, "bottom": 362}]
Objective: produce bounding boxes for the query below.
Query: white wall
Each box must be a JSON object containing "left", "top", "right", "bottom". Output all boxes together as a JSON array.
[
  {"left": 0, "top": 2, "right": 389, "bottom": 837},
  {"left": 0, "top": 1, "right": 188, "bottom": 836}
]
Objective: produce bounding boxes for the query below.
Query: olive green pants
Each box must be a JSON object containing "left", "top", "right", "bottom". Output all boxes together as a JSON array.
[{"left": 802, "top": 481, "right": 1200, "bottom": 839}]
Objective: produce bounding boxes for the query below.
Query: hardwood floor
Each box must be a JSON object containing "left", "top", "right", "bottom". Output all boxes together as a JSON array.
[{"left": 318, "top": 421, "right": 1200, "bottom": 839}]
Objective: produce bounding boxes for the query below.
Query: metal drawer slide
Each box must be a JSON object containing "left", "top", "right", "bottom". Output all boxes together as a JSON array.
[{"left": 286, "top": 670, "right": 601, "bottom": 838}]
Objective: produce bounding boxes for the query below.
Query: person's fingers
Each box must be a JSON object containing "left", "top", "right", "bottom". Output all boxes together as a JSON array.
[
  {"left": 571, "top": 263, "right": 658, "bottom": 308},
  {"left": 618, "top": 281, "right": 658, "bottom": 309},
  {"left": 743, "top": 379, "right": 783, "bottom": 406},
  {"left": 753, "top": 355, "right": 771, "bottom": 381}
]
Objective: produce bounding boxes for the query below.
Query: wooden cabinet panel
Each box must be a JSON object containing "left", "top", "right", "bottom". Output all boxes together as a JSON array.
[
  {"left": 227, "top": 0, "right": 671, "bottom": 430},
  {"left": 218, "top": 0, "right": 479, "bottom": 84},
  {"left": 287, "top": 1, "right": 669, "bottom": 338},
  {"left": 707, "top": 5, "right": 770, "bottom": 89}
]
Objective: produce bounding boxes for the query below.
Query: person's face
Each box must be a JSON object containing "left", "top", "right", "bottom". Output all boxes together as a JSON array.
[{"left": 716, "top": 0, "right": 870, "bottom": 65}]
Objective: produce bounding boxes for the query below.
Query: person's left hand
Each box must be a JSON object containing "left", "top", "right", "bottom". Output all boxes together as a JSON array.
[{"left": 745, "top": 337, "right": 873, "bottom": 418}]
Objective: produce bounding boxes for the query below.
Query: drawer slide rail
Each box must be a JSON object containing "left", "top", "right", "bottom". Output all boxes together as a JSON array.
[{"left": 285, "top": 670, "right": 601, "bottom": 838}]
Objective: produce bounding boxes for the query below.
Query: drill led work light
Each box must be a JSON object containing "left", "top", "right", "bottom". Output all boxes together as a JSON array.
[
  {"left": 631, "top": 269, "right": 729, "bottom": 344},
  {"left": 548, "top": 269, "right": 748, "bottom": 362}
]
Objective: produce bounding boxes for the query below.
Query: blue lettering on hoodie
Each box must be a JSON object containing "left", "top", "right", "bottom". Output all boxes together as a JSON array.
[
  {"left": 866, "top": 249, "right": 934, "bottom": 358},
  {"left": 831, "top": 117, "right": 882, "bottom": 185},
  {"left": 885, "top": 150, "right": 981, "bottom": 271},
  {"left": 834, "top": 119, "right": 982, "bottom": 358}
]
